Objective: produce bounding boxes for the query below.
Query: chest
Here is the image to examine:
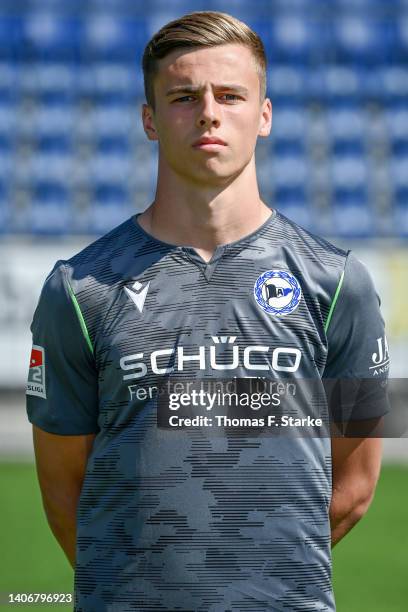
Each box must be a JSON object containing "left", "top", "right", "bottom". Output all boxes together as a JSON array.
[{"left": 94, "top": 253, "right": 328, "bottom": 391}]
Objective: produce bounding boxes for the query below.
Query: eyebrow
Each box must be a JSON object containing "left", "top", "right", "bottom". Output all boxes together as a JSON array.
[{"left": 165, "top": 84, "right": 249, "bottom": 97}]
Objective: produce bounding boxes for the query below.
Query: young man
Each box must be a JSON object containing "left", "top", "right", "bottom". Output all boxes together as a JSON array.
[{"left": 27, "top": 11, "right": 389, "bottom": 611}]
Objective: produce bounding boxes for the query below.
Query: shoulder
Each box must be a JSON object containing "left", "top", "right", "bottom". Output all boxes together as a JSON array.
[
  {"left": 65, "top": 217, "right": 137, "bottom": 282},
  {"left": 274, "top": 210, "right": 348, "bottom": 268},
  {"left": 38, "top": 218, "right": 136, "bottom": 307},
  {"left": 35, "top": 217, "right": 143, "bottom": 346},
  {"left": 57, "top": 215, "right": 176, "bottom": 348},
  {"left": 270, "top": 211, "right": 351, "bottom": 322},
  {"left": 341, "top": 251, "right": 377, "bottom": 298},
  {"left": 330, "top": 251, "right": 380, "bottom": 321}
]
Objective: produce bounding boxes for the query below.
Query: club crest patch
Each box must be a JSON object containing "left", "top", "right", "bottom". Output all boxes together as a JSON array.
[{"left": 254, "top": 270, "right": 302, "bottom": 316}]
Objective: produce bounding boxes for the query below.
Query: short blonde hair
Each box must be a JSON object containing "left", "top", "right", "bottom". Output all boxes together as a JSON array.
[{"left": 142, "top": 11, "right": 267, "bottom": 110}]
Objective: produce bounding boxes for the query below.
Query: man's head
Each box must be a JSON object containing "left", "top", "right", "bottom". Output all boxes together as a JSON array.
[
  {"left": 142, "top": 11, "right": 267, "bottom": 112},
  {"left": 141, "top": 11, "right": 271, "bottom": 187}
]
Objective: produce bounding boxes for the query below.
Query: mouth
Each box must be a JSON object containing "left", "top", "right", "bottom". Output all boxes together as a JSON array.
[{"left": 192, "top": 137, "right": 227, "bottom": 149}]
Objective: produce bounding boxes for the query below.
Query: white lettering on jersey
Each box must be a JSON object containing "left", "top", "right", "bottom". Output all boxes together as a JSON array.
[
  {"left": 370, "top": 335, "right": 390, "bottom": 376},
  {"left": 120, "top": 336, "right": 302, "bottom": 381}
]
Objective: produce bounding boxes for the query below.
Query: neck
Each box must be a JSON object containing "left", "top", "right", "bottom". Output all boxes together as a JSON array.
[{"left": 137, "top": 153, "right": 272, "bottom": 261}]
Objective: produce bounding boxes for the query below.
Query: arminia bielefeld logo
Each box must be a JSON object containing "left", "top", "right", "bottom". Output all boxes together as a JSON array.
[
  {"left": 254, "top": 270, "right": 302, "bottom": 316},
  {"left": 26, "top": 345, "right": 46, "bottom": 399}
]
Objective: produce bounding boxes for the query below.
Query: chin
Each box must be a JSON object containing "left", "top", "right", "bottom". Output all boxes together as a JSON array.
[
  {"left": 197, "top": 161, "right": 244, "bottom": 179},
  {"left": 173, "top": 158, "right": 244, "bottom": 185}
]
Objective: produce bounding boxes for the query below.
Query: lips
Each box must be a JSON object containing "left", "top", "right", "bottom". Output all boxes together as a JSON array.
[{"left": 193, "top": 136, "right": 227, "bottom": 147}]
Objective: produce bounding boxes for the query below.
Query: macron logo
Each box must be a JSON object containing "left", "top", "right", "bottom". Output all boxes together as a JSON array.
[{"left": 124, "top": 281, "right": 150, "bottom": 313}]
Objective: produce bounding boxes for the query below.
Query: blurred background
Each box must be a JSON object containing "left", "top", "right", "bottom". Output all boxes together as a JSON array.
[{"left": 0, "top": 0, "right": 407, "bottom": 610}]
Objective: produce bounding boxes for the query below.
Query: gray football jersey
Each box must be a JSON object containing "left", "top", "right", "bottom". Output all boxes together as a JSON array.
[{"left": 26, "top": 210, "right": 389, "bottom": 611}]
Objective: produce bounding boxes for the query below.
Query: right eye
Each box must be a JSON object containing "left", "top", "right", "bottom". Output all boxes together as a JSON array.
[{"left": 173, "top": 96, "right": 196, "bottom": 102}]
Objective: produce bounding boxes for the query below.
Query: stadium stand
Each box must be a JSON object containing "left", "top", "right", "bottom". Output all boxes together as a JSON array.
[{"left": 0, "top": 1, "right": 407, "bottom": 237}]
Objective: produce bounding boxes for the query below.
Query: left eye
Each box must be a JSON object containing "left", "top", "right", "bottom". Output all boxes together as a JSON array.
[{"left": 175, "top": 96, "right": 195, "bottom": 102}]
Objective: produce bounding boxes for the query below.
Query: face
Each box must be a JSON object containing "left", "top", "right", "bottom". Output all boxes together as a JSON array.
[{"left": 142, "top": 43, "right": 272, "bottom": 187}]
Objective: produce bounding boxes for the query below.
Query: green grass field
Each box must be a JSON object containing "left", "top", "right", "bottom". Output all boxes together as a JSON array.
[{"left": 0, "top": 462, "right": 407, "bottom": 611}]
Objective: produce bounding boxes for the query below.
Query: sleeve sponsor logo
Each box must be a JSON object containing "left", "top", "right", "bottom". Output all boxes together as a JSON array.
[
  {"left": 26, "top": 345, "right": 46, "bottom": 398},
  {"left": 370, "top": 335, "right": 390, "bottom": 376}
]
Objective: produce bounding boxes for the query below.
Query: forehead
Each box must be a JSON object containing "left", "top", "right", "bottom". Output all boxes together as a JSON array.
[{"left": 155, "top": 44, "right": 258, "bottom": 88}]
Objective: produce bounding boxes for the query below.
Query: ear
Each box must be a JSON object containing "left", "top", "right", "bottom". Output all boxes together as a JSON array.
[
  {"left": 258, "top": 97, "right": 272, "bottom": 138},
  {"left": 142, "top": 103, "right": 159, "bottom": 141}
]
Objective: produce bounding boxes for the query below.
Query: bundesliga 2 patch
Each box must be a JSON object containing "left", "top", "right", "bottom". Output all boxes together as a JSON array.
[
  {"left": 254, "top": 270, "right": 302, "bottom": 316},
  {"left": 26, "top": 345, "right": 46, "bottom": 399}
]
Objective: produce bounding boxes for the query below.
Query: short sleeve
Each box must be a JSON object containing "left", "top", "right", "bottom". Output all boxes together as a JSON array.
[
  {"left": 323, "top": 252, "right": 390, "bottom": 421},
  {"left": 26, "top": 261, "right": 99, "bottom": 435}
]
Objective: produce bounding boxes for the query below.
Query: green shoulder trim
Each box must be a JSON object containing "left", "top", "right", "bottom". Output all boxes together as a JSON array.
[
  {"left": 66, "top": 282, "right": 94, "bottom": 355},
  {"left": 324, "top": 270, "right": 345, "bottom": 334}
]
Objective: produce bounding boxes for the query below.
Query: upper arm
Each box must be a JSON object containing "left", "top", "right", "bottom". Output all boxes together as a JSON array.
[
  {"left": 26, "top": 261, "right": 99, "bottom": 435},
  {"left": 323, "top": 252, "right": 390, "bottom": 425},
  {"left": 33, "top": 426, "right": 96, "bottom": 498},
  {"left": 324, "top": 254, "right": 388, "bottom": 502}
]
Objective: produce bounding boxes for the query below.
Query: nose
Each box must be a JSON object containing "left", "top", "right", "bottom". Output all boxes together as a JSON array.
[{"left": 196, "top": 92, "right": 221, "bottom": 129}]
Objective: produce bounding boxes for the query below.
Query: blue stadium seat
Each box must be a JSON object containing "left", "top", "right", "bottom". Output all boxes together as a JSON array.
[
  {"left": 86, "top": 184, "right": 131, "bottom": 234},
  {"left": 0, "top": 63, "right": 17, "bottom": 103},
  {"left": 207, "top": 0, "right": 272, "bottom": 17},
  {"left": 0, "top": 184, "right": 10, "bottom": 233},
  {"left": 0, "top": 16, "right": 23, "bottom": 60},
  {"left": 94, "top": 184, "right": 129, "bottom": 203},
  {"left": 271, "top": 105, "right": 307, "bottom": 143},
  {"left": 25, "top": 136, "right": 74, "bottom": 184},
  {"left": 394, "top": 15, "right": 408, "bottom": 60},
  {"left": 30, "top": 183, "right": 72, "bottom": 234},
  {"left": 18, "top": 156, "right": 75, "bottom": 194},
  {"left": 23, "top": 14, "right": 81, "bottom": 61},
  {"left": 129, "top": 151, "right": 157, "bottom": 191},
  {"left": 271, "top": 149, "right": 308, "bottom": 189},
  {"left": 83, "top": 16, "right": 148, "bottom": 61},
  {"left": 390, "top": 152, "right": 408, "bottom": 191},
  {"left": 334, "top": 0, "right": 377, "bottom": 6},
  {"left": 268, "top": 65, "right": 306, "bottom": 101},
  {"left": 95, "top": 135, "right": 131, "bottom": 154},
  {"left": 19, "top": 62, "right": 77, "bottom": 103},
  {"left": 274, "top": 187, "right": 314, "bottom": 231},
  {"left": 368, "top": 65, "right": 408, "bottom": 102},
  {"left": 87, "top": 147, "right": 133, "bottom": 184},
  {"left": 386, "top": 105, "right": 408, "bottom": 150},
  {"left": 392, "top": 139, "right": 408, "bottom": 156},
  {"left": 87, "top": 203, "right": 133, "bottom": 235},
  {"left": 331, "top": 188, "right": 374, "bottom": 237},
  {"left": 309, "top": 65, "right": 364, "bottom": 102},
  {"left": 269, "top": 15, "right": 329, "bottom": 62},
  {"left": 147, "top": 0, "right": 214, "bottom": 19},
  {"left": 80, "top": 62, "right": 141, "bottom": 102},
  {"left": 331, "top": 140, "right": 365, "bottom": 156},
  {"left": 327, "top": 104, "right": 365, "bottom": 145},
  {"left": 17, "top": 101, "right": 76, "bottom": 140},
  {"left": 0, "top": 137, "right": 13, "bottom": 183},
  {"left": 334, "top": 16, "right": 392, "bottom": 63},
  {"left": 0, "top": 102, "right": 16, "bottom": 139},
  {"left": 330, "top": 152, "right": 368, "bottom": 191},
  {"left": 78, "top": 102, "right": 135, "bottom": 140}
]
